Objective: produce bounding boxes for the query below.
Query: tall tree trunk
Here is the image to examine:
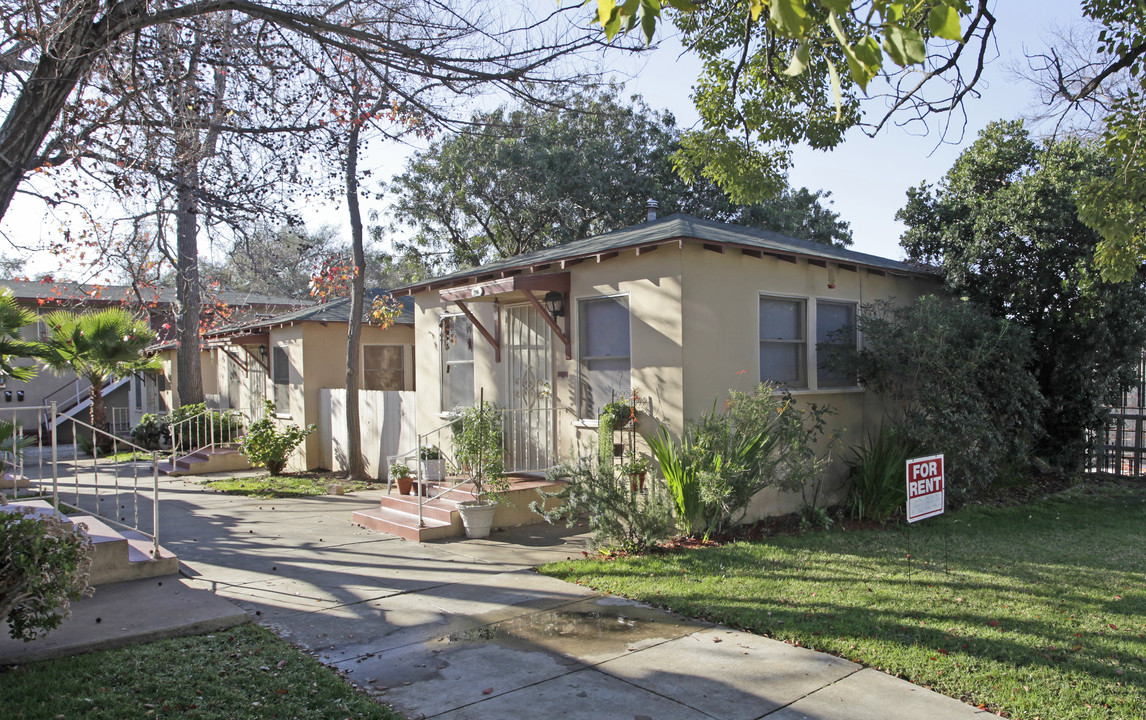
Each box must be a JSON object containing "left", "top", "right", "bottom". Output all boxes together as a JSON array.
[
  {"left": 344, "top": 118, "right": 367, "bottom": 481},
  {"left": 0, "top": 0, "right": 145, "bottom": 220},
  {"left": 174, "top": 164, "right": 204, "bottom": 407},
  {"left": 87, "top": 374, "right": 111, "bottom": 452}
]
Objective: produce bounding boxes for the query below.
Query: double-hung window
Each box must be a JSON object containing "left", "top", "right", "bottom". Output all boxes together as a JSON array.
[
  {"left": 579, "top": 296, "right": 631, "bottom": 418},
  {"left": 816, "top": 301, "right": 857, "bottom": 387},
  {"left": 759, "top": 296, "right": 807, "bottom": 387},
  {"left": 440, "top": 315, "right": 474, "bottom": 410},
  {"left": 363, "top": 345, "right": 404, "bottom": 391},
  {"left": 272, "top": 346, "right": 291, "bottom": 412}
]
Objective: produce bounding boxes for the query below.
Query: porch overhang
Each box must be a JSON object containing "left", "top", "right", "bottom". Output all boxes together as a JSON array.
[
  {"left": 203, "top": 332, "right": 270, "bottom": 373},
  {"left": 439, "top": 272, "right": 573, "bottom": 362}
]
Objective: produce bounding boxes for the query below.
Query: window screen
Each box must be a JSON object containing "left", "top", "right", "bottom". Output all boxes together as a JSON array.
[
  {"left": 579, "top": 296, "right": 631, "bottom": 418},
  {"left": 759, "top": 297, "right": 806, "bottom": 387},
  {"left": 272, "top": 346, "right": 290, "bottom": 410},
  {"left": 816, "top": 301, "right": 857, "bottom": 387},
  {"left": 364, "top": 345, "right": 404, "bottom": 391},
  {"left": 440, "top": 315, "right": 474, "bottom": 410}
]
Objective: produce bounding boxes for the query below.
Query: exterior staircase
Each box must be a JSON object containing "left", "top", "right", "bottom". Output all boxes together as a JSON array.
[
  {"left": 157, "top": 447, "right": 252, "bottom": 476},
  {"left": 1, "top": 499, "right": 179, "bottom": 586},
  {"left": 352, "top": 476, "right": 565, "bottom": 542}
]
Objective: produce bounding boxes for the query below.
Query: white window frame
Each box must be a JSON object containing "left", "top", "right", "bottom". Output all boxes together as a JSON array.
[
  {"left": 759, "top": 294, "right": 808, "bottom": 389},
  {"left": 440, "top": 313, "right": 474, "bottom": 412},
  {"left": 815, "top": 299, "right": 859, "bottom": 389},
  {"left": 577, "top": 293, "right": 632, "bottom": 420},
  {"left": 362, "top": 344, "right": 405, "bottom": 391}
]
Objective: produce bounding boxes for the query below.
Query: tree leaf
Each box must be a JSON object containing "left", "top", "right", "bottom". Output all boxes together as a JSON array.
[
  {"left": 825, "top": 57, "right": 843, "bottom": 122},
  {"left": 928, "top": 6, "right": 963, "bottom": 42},
  {"left": 769, "top": 0, "right": 809, "bottom": 38},
  {"left": 883, "top": 23, "right": 926, "bottom": 67},
  {"left": 783, "top": 39, "right": 811, "bottom": 76}
]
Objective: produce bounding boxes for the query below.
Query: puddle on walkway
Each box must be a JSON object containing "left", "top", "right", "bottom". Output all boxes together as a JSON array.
[{"left": 432, "top": 597, "right": 698, "bottom": 661}]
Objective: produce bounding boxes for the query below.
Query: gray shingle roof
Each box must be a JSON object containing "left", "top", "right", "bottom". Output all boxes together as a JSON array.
[
  {"left": 396, "top": 214, "right": 938, "bottom": 294},
  {"left": 0, "top": 279, "right": 306, "bottom": 308},
  {"left": 205, "top": 289, "right": 413, "bottom": 337}
]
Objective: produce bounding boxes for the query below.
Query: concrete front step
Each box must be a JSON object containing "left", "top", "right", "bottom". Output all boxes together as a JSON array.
[
  {"left": 354, "top": 477, "right": 567, "bottom": 542},
  {"left": 68, "top": 514, "right": 179, "bottom": 585},
  {"left": 2, "top": 500, "right": 179, "bottom": 586},
  {"left": 352, "top": 505, "right": 460, "bottom": 542},
  {"left": 159, "top": 447, "right": 252, "bottom": 476}
]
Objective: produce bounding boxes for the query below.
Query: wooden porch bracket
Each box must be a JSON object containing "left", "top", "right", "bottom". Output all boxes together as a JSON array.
[
  {"left": 455, "top": 299, "right": 501, "bottom": 363},
  {"left": 221, "top": 347, "right": 249, "bottom": 373},
  {"left": 524, "top": 291, "right": 572, "bottom": 360},
  {"left": 240, "top": 345, "right": 270, "bottom": 373}
]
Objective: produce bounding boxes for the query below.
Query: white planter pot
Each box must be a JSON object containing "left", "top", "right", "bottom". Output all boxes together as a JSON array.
[
  {"left": 421, "top": 458, "right": 446, "bottom": 482},
  {"left": 457, "top": 500, "right": 497, "bottom": 539}
]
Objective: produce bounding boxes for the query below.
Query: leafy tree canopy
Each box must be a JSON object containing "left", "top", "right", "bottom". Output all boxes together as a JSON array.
[
  {"left": 389, "top": 88, "right": 852, "bottom": 272},
  {"left": 898, "top": 120, "right": 1146, "bottom": 468},
  {"left": 591, "top": 0, "right": 993, "bottom": 203}
]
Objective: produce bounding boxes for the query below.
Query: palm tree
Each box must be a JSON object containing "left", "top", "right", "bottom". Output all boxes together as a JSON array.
[
  {"left": 39, "top": 308, "right": 162, "bottom": 445},
  {"left": 0, "top": 288, "right": 40, "bottom": 382}
]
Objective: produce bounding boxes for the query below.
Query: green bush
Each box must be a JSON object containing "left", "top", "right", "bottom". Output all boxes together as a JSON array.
[
  {"left": 130, "top": 413, "right": 167, "bottom": 450},
  {"left": 837, "top": 296, "right": 1045, "bottom": 504},
  {"left": 648, "top": 384, "right": 833, "bottom": 538},
  {"left": 451, "top": 402, "right": 508, "bottom": 500},
  {"left": 238, "top": 401, "right": 315, "bottom": 475},
  {"left": 845, "top": 426, "right": 916, "bottom": 523},
  {"left": 532, "top": 461, "right": 673, "bottom": 552},
  {"left": 1, "top": 504, "right": 93, "bottom": 641}
]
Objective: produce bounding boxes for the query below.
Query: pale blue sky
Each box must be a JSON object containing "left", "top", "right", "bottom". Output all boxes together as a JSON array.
[{"left": 620, "top": 0, "right": 1087, "bottom": 260}]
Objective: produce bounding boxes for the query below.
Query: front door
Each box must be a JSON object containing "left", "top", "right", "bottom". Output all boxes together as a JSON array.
[{"left": 505, "top": 305, "right": 554, "bottom": 472}]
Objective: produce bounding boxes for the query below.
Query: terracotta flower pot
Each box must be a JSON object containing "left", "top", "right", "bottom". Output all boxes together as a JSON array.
[{"left": 396, "top": 475, "right": 415, "bottom": 496}]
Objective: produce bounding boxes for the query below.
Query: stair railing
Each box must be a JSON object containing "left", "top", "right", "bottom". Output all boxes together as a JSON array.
[
  {"left": 408, "top": 417, "right": 464, "bottom": 529},
  {"left": 167, "top": 408, "right": 247, "bottom": 469}
]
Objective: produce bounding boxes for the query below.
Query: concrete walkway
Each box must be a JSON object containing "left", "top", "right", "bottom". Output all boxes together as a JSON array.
[{"left": 152, "top": 476, "right": 989, "bottom": 720}]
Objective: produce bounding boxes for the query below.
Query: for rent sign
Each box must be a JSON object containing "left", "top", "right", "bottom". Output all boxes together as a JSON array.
[{"left": 906, "top": 454, "right": 945, "bottom": 523}]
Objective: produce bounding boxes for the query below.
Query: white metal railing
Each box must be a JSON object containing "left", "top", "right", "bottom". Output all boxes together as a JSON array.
[
  {"left": 2, "top": 403, "right": 162, "bottom": 559},
  {"left": 167, "top": 408, "right": 248, "bottom": 467},
  {"left": 397, "top": 404, "right": 567, "bottom": 529}
]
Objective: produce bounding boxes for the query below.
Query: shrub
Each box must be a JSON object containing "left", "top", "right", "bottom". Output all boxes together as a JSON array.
[
  {"left": 419, "top": 445, "right": 442, "bottom": 460},
  {"left": 648, "top": 385, "right": 833, "bottom": 538},
  {"left": 130, "top": 413, "right": 167, "bottom": 450},
  {"left": 846, "top": 426, "right": 917, "bottom": 523},
  {"left": 238, "top": 401, "right": 315, "bottom": 475},
  {"left": 837, "top": 296, "right": 1045, "bottom": 505},
  {"left": 0, "top": 504, "right": 93, "bottom": 641},
  {"left": 451, "top": 402, "right": 508, "bottom": 500},
  {"left": 532, "top": 462, "right": 673, "bottom": 552}
]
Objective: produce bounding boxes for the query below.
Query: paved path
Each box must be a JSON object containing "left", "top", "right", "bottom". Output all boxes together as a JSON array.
[{"left": 156, "top": 476, "right": 987, "bottom": 720}]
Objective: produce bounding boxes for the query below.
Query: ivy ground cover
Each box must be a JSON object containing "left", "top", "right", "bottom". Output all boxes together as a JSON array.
[{"left": 540, "top": 481, "right": 1146, "bottom": 719}]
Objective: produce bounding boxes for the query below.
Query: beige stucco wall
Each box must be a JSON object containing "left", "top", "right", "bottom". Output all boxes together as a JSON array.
[{"left": 413, "top": 243, "right": 939, "bottom": 519}]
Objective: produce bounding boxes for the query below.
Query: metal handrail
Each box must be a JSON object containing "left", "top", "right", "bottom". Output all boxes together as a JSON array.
[
  {"left": 167, "top": 407, "right": 247, "bottom": 468},
  {"left": 6, "top": 405, "right": 163, "bottom": 559}
]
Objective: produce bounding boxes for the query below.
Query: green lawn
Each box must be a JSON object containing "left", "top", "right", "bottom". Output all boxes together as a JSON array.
[
  {"left": 540, "top": 480, "right": 1146, "bottom": 720},
  {"left": 0, "top": 624, "right": 401, "bottom": 720},
  {"left": 203, "top": 474, "right": 375, "bottom": 498}
]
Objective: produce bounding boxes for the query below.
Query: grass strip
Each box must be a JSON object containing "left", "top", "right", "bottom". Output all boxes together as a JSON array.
[
  {"left": 203, "top": 475, "right": 374, "bottom": 498},
  {"left": 0, "top": 624, "right": 401, "bottom": 720},
  {"left": 540, "top": 481, "right": 1146, "bottom": 720}
]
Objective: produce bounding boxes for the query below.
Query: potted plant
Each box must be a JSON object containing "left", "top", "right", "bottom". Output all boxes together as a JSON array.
[
  {"left": 390, "top": 462, "right": 416, "bottom": 496},
  {"left": 598, "top": 398, "right": 635, "bottom": 462},
  {"left": 419, "top": 445, "right": 445, "bottom": 482},
  {"left": 621, "top": 453, "right": 651, "bottom": 492},
  {"left": 451, "top": 402, "right": 509, "bottom": 538}
]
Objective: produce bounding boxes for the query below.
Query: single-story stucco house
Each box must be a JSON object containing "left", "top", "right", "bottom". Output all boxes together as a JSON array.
[
  {"left": 195, "top": 290, "right": 415, "bottom": 472},
  {"left": 393, "top": 212, "right": 939, "bottom": 518}
]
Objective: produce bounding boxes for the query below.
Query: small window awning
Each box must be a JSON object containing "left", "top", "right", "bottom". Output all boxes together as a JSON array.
[{"left": 439, "top": 272, "right": 572, "bottom": 362}]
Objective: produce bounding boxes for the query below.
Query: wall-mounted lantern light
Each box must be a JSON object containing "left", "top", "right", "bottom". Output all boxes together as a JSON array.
[
  {"left": 543, "top": 291, "right": 565, "bottom": 321},
  {"left": 258, "top": 344, "right": 268, "bottom": 359}
]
